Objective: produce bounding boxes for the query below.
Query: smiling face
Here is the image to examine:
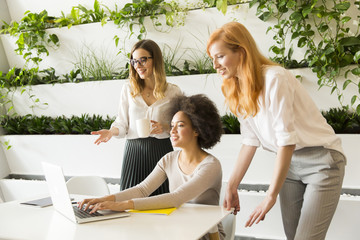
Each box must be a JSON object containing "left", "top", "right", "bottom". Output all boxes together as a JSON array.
[
  {"left": 170, "top": 111, "right": 198, "bottom": 149},
  {"left": 131, "top": 48, "right": 154, "bottom": 80},
  {"left": 208, "top": 40, "right": 241, "bottom": 79}
]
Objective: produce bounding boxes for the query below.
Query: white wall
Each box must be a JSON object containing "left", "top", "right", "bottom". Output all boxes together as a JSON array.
[
  {"left": 0, "top": 0, "right": 10, "bottom": 72},
  {"left": 0, "top": 4, "right": 277, "bottom": 76},
  {"left": 0, "top": 137, "right": 10, "bottom": 179},
  {"left": 1, "top": 133, "right": 359, "bottom": 189},
  {"left": 0, "top": 146, "right": 9, "bottom": 201},
  {"left": 5, "top": 70, "right": 355, "bottom": 120},
  {"left": 0, "top": 0, "right": 11, "bottom": 202}
]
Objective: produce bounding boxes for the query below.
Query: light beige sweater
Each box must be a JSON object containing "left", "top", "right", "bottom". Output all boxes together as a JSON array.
[
  {"left": 115, "top": 150, "right": 222, "bottom": 209},
  {"left": 114, "top": 150, "right": 225, "bottom": 240}
]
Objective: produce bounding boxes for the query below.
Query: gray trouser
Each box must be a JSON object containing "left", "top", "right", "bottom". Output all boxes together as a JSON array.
[{"left": 279, "top": 147, "right": 345, "bottom": 240}]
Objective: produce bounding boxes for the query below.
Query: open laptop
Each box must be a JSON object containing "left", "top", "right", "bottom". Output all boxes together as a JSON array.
[{"left": 42, "top": 162, "right": 130, "bottom": 223}]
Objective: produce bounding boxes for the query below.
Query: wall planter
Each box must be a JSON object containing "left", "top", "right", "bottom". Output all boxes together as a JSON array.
[
  {"left": 1, "top": 133, "right": 359, "bottom": 190},
  {"left": 0, "top": 4, "right": 273, "bottom": 76},
  {"left": 3, "top": 68, "right": 357, "bottom": 119},
  {"left": 3, "top": 73, "right": 226, "bottom": 117},
  {"left": 0, "top": 134, "right": 124, "bottom": 179},
  {"left": 4, "top": 79, "right": 125, "bottom": 118},
  {"left": 2, "top": 70, "right": 359, "bottom": 189},
  {"left": 0, "top": 21, "right": 130, "bottom": 76}
]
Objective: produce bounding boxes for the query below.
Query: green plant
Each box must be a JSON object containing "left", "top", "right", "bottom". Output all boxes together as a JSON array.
[
  {"left": 182, "top": 57, "right": 216, "bottom": 75},
  {"left": 184, "top": 31, "right": 217, "bottom": 75},
  {"left": 0, "top": 0, "right": 248, "bottom": 69},
  {"left": 0, "top": 10, "right": 59, "bottom": 66},
  {"left": 1, "top": 140, "right": 11, "bottom": 150},
  {"left": 321, "top": 107, "right": 354, "bottom": 133},
  {"left": 162, "top": 42, "right": 185, "bottom": 76},
  {"left": 0, "top": 114, "right": 115, "bottom": 135},
  {"left": 0, "top": 68, "right": 22, "bottom": 118},
  {"left": 249, "top": 0, "right": 360, "bottom": 114},
  {"left": 55, "top": 0, "right": 109, "bottom": 28},
  {"left": 62, "top": 69, "right": 82, "bottom": 83},
  {"left": 203, "top": 0, "right": 247, "bottom": 14},
  {"left": 351, "top": 113, "right": 360, "bottom": 133},
  {"left": 0, "top": 67, "right": 49, "bottom": 118},
  {"left": 221, "top": 113, "right": 240, "bottom": 134},
  {"left": 73, "top": 45, "right": 127, "bottom": 81},
  {"left": 111, "top": 0, "right": 190, "bottom": 43}
]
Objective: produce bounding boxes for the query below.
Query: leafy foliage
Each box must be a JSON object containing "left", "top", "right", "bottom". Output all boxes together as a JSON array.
[
  {"left": 221, "top": 113, "right": 241, "bottom": 134},
  {"left": 0, "top": 114, "right": 115, "bottom": 135},
  {"left": 322, "top": 107, "right": 360, "bottom": 133},
  {"left": 1, "top": 109, "right": 359, "bottom": 135},
  {"left": 55, "top": 0, "right": 109, "bottom": 28},
  {"left": 249, "top": 0, "right": 360, "bottom": 114},
  {"left": 0, "top": 67, "right": 59, "bottom": 87},
  {"left": 0, "top": 10, "right": 60, "bottom": 65},
  {"left": 0, "top": 66, "right": 130, "bottom": 88}
]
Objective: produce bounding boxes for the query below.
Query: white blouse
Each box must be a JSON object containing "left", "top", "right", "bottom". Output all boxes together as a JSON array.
[
  {"left": 111, "top": 82, "right": 182, "bottom": 139},
  {"left": 239, "top": 65, "right": 344, "bottom": 156}
]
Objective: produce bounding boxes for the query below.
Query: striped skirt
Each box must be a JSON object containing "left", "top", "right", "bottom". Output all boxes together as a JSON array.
[{"left": 120, "top": 137, "right": 173, "bottom": 195}]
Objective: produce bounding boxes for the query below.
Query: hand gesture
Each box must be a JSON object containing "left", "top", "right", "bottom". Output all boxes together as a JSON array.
[
  {"left": 245, "top": 195, "right": 276, "bottom": 227},
  {"left": 150, "top": 120, "right": 164, "bottom": 135},
  {"left": 223, "top": 187, "right": 240, "bottom": 215},
  {"left": 91, "top": 129, "right": 113, "bottom": 145}
]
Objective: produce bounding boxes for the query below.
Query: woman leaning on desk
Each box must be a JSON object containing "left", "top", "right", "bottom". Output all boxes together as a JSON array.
[
  {"left": 207, "top": 22, "right": 346, "bottom": 240},
  {"left": 91, "top": 39, "right": 182, "bottom": 195},
  {"left": 80, "top": 94, "right": 225, "bottom": 240}
]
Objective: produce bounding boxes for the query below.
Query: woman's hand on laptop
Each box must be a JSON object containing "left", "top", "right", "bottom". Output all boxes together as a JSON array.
[
  {"left": 78, "top": 195, "right": 134, "bottom": 213},
  {"left": 78, "top": 195, "right": 115, "bottom": 211},
  {"left": 88, "top": 200, "right": 134, "bottom": 214}
]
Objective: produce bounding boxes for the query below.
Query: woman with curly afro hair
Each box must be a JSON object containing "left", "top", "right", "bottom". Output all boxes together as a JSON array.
[
  {"left": 167, "top": 94, "right": 223, "bottom": 149},
  {"left": 80, "top": 94, "right": 225, "bottom": 240}
]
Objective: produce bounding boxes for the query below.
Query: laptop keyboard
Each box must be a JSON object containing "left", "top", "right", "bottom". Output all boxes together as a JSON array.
[{"left": 73, "top": 206, "right": 103, "bottom": 219}]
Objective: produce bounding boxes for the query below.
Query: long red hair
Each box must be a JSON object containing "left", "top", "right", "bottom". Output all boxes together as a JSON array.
[{"left": 206, "top": 22, "right": 277, "bottom": 118}]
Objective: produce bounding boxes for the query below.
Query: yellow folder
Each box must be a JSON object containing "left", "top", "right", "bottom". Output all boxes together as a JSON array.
[{"left": 129, "top": 207, "right": 176, "bottom": 215}]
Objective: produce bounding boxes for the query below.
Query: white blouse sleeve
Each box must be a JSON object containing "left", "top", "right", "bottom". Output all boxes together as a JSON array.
[
  {"left": 267, "top": 70, "right": 297, "bottom": 146},
  {"left": 240, "top": 118, "right": 260, "bottom": 147},
  {"left": 111, "top": 83, "right": 130, "bottom": 138}
]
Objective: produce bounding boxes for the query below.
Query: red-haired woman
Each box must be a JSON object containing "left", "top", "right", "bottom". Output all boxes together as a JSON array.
[{"left": 207, "top": 22, "right": 345, "bottom": 240}]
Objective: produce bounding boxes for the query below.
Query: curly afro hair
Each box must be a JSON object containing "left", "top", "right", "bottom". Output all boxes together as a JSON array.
[{"left": 168, "top": 94, "right": 223, "bottom": 149}]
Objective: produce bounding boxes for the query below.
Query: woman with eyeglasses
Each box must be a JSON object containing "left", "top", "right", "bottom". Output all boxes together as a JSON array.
[{"left": 91, "top": 39, "right": 182, "bottom": 195}]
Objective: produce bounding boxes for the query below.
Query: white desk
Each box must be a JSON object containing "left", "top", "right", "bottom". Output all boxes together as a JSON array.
[{"left": 0, "top": 197, "right": 230, "bottom": 240}]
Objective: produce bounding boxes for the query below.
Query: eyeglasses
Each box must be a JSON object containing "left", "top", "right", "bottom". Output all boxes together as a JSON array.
[{"left": 130, "top": 56, "right": 153, "bottom": 67}]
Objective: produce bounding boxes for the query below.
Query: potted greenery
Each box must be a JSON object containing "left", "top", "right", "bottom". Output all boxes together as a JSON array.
[
  {"left": 248, "top": 0, "right": 360, "bottom": 114},
  {"left": 322, "top": 107, "right": 360, "bottom": 134}
]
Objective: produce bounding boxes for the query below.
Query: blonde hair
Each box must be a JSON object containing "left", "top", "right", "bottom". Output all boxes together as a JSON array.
[
  {"left": 129, "top": 39, "right": 168, "bottom": 99},
  {"left": 206, "top": 22, "right": 277, "bottom": 118}
]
